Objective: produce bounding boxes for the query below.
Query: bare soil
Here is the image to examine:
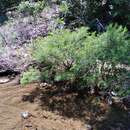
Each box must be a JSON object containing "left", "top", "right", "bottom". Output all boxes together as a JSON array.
[
  {"left": 0, "top": 81, "right": 129, "bottom": 130},
  {"left": 0, "top": 83, "right": 87, "bottom": 130}
]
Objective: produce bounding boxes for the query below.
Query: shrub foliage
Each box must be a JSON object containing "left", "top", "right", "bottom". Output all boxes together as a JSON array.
[
  {"left": 18, "top": 1, "right": 45, "bottom": 16},
  {"left": 32, "top": 25, "right": 130, "bottom": 95},
  {"left": 20, "top": 68, "right": 40, "bottom": 85}
]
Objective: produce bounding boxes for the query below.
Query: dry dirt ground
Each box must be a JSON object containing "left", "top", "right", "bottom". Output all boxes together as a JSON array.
[
  {"left": 0, "top": 81, "right": 129, "bottom": 130},
  {"left": 0, "top": 83, "right": 87, "bottom": 130}
]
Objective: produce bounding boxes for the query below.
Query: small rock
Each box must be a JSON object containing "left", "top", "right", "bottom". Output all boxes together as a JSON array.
[
  {"left": 25, "top": 123, "right": 33, "bottom": 127},
  {"left": 21, "top": 111, "right": 29, "bottom": 119},
  {"left": 40, "top": 82, "right": 48, "bottom": 87},
  {"left": 0, "top": 78, "right": 10, "bottom": 84},
  {"left": 85, "top": 124, "right": 93, "bottom": 130}
]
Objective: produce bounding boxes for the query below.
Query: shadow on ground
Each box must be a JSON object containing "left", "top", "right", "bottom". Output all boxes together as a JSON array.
[
  {"left": 22, "top": 85, "right": 130, "bottom": 130},
  {"left": 95, "top": 105, "right": 130, "bottom": 130}
]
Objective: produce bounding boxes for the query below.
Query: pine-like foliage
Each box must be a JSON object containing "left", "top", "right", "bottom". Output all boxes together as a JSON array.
[
  {"left": 32, "top": 25, "right": 130, "bottom": 95},
  {"left": 20, "top": 68, "right": 40, "bottom": 85}
]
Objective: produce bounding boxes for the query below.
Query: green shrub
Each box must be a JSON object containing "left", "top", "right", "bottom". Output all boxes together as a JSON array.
[
  {"left": 32, "top": 25, "right": 130, "bottom": 95},
  {"left": 20, "top": 68, "right": 40, "bottom": 85},
  {"left": 59, "top": 1, "right": 69, "bottom": 15},
  {"left": 18, "top": 1, "right": 45, "bottom": 16},
  {"left": 33, "top": 27, "right": 92, "bottom": 82}
]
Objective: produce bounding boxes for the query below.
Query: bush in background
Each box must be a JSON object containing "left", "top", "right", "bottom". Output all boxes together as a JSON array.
[
  {"left": 18, "top": 1, "right": 45, "bottom": 16},
  {"left": 58, "top": 0, "right": 130, "bottom": 29},
  {"left": 111, "top": 0, "right": 130, "bottom": 29}
]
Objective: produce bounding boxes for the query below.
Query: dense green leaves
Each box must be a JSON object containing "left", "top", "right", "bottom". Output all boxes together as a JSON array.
[
  {"left": 20, "top": 68, "right": 40, "bottom": 85},
  {"left": 32, "top": 25, "right": 130, "bottom": 95},
  {"left": 18, "top": 1, "right": 45, "bottom": 16},
  {"left": 97, "top": 25, "right": 130, "bottom": 63}
]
